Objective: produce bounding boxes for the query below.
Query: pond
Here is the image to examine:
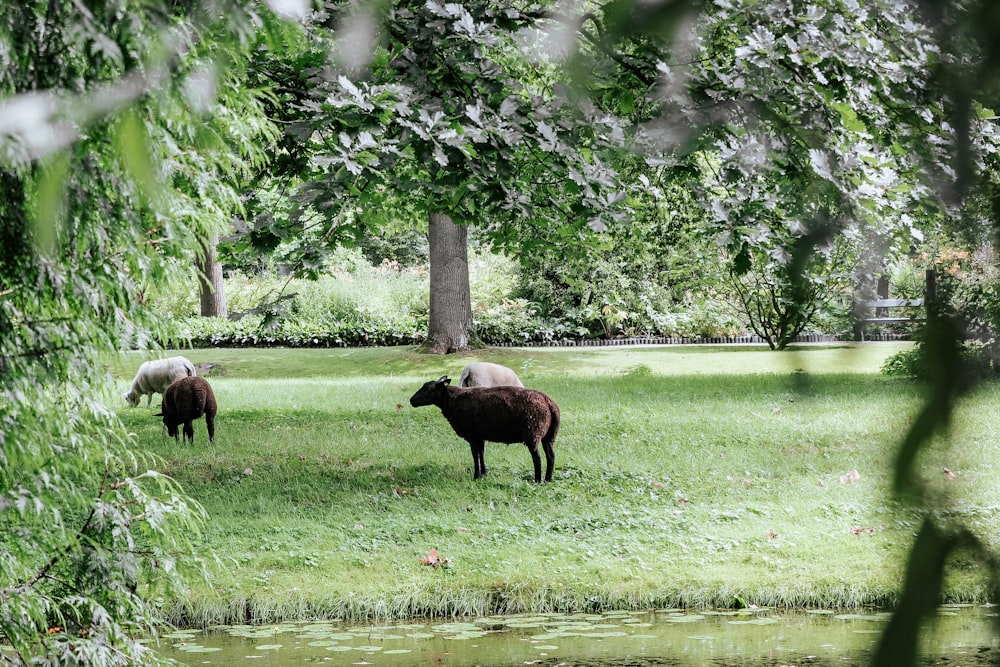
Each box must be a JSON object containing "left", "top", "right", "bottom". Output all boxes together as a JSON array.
[{"left": 158, "top": 605, "right": 999, "bottom": 666}]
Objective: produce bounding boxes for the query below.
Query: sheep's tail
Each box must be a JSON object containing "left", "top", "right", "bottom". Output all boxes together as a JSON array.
[
  {"left": 543, "top": 399, "right": 560, "bottom": 446},
  {"left": 458, "top": 367, "right": 472, "bottom": 387},
  {"left": 185, "top": 360, "right": 196, "bottom": 377}
]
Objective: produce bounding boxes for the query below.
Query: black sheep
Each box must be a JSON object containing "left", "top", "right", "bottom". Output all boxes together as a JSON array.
[
  {"left": 156, "top": 376, "right": 217, "bottom": 445},
  {"left": 409, "top": 375, "right": 560, "bottom": 482}
]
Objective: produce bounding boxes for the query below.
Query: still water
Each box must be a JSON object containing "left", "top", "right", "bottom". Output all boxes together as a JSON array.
[{"left": 158, "top": 605, "right": 999, "bottom": 666}]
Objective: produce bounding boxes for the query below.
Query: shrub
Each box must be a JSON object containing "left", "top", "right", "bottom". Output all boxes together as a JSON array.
[
  {"left": 880, "top": 348, "right": 927, "bottom": 378},
  {"left": 880, "top": 341, "right": 996, "bottom": 382}
]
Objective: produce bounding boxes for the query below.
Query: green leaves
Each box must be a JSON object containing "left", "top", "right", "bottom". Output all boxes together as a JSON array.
[
  {"left": 1, "top": 1, "right": 298, "bottom": 664},
  {"left": 258, "top": 0, "right": 631, "bottom": 271}
]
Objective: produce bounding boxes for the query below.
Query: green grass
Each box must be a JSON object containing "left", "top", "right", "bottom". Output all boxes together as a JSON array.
[{"left": 104, "top": 343, "right": 1000, "bottom": 625}]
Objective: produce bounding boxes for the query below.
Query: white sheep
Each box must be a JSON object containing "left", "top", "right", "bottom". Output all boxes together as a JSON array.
[
  {"left": 458, "top": 361, "right": 524, "bottom": 388},
  {"left": 123, "top": 356, "right": 197, "bottom": 407}
]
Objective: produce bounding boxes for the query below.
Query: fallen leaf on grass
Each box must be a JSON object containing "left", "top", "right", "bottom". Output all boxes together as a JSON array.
[
  {"left": 395, "top": 403, "right": 403, "bottom": 411},
  {"left": 243, "top": 467, "right": 254, "bottom": 476},
  {"left": 850, "top": 527, "right": 875, "bottom": 536},
  {"left": 765, "top": 530, "right": 778, "bottom": 540},
  {"left": 943, "top": 467, "right": 957, "bottom": 480},
  {"left": 840, "top": 469, "right": 860, "bottom": 484},
  {"left": 419, "top": 548, "right": 452, "bottom": 568},
  {"left": 394, "top": 488, "right": 410, "bottom": 496}
]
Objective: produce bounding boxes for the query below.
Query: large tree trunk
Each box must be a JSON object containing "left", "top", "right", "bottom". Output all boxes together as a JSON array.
[
  {"left": 425, "top": 212, "right": 473, "bottom": 354},
  {"left": 197, "top": 235, "right": 228, "bottom": 318}
]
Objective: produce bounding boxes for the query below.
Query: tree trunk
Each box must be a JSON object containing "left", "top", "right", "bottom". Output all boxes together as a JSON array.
[
  {"left": 425, "top": 212, "right": 473, "bottom": 354},
  {"left": 197, "top": 235, "right": 228, "bottom": 318}
]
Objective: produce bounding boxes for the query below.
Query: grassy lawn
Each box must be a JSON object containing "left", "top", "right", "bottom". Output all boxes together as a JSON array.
[{"left": 104, "top": 343, "right": 1000, "bottom": 625}]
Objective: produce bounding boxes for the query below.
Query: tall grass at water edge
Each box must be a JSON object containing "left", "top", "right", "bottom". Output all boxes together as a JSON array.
[{"left": 105, "top": 343, "right": 1000, "bottom": 625}]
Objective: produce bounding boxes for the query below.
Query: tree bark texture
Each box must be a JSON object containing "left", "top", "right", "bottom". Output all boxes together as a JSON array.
[
  {"left": 425, "top": 212, "right": 473, "bottom": 354},
  {"left": 197, "top": 235, "right": 228, "bottom": 318}
]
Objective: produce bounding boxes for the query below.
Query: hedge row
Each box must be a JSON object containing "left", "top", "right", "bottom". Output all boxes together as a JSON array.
[{"left": 162, "top": 315, "right": 911, "bottom": 349}]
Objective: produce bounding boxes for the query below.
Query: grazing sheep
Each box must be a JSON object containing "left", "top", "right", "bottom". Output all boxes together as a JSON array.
[
  {"left": 458, "top": 361, "right": 524, "bottom": 388},
  {"left": 123, "top": 356, "right": 196, "bottom": 407},
  {"left": 155, "top": 376, "right": 217, "bottom": 445},
  {"left": 409, "top": 376, "right": 559, "bottom": 482}
]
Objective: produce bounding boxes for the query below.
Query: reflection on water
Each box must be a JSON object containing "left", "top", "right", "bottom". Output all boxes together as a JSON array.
[{"left": 157, "top": 605, "right": 999, "bottom": 666}]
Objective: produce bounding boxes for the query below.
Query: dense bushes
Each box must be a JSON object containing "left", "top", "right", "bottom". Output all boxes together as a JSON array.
[
  {"left": 150, "top": 243, "right": 997, "bottom": 351},
  {"left": 152, "top": 247, "right": 758, "bottom": 347},
  {"left": 879, "top": 243, "right": 1000, "bottom": 380}
]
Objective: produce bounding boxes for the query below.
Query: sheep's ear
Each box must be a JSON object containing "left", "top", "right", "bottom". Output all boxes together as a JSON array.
[
  {"left": 154, "top": 412, "right": 163, "bottom": 417},
  {"left": 436, "top": 375, "right": 451, "bottom": 386}
]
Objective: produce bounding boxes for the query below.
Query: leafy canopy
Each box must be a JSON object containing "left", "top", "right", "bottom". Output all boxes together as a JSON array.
[{"left": 236, "top": 0, "right": 633, "bottom": 276}]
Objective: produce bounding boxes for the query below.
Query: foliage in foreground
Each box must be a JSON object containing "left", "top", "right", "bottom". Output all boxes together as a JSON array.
[{"left": 0, "top": 1, "right": 288, "bottom": 664}]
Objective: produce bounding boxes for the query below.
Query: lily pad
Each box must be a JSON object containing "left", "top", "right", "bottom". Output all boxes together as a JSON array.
[
  {"left": 254, "top": 644, "right": 283, "bottom": 650},
  {"left": 432, "top": 622, "right": 482, "bottom": 633},
  {"left": 444, "top": 631, "right": 487, "bottom": 640},
  {"left": 300, "top": 623, "right": 338, "bottom": 632},
  {"left": 502, "top": 616, "right": 550, "bottom": 625},
  {"left": 383, "top": 649, "right": 412, "bottom": 655},
  {"left": 834, "top": 614, "right": 882, "bottom": 621}
]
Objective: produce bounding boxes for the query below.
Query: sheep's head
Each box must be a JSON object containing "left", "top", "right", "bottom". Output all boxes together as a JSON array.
[
  {"left": 409, "top": 375, "right": 451, "bottom": 407},
  {"left": 123, "top": 390, "right": 140, "bottom": 406},
  {"left": 154, "top": 410, "right": 180, "bottom": 438}
]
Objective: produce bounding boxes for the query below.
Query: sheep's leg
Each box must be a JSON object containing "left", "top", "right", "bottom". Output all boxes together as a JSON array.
[
  {"left": 468, "top": 440, "right": 487, "bottom": 479},
  {"left": 542, "top": 441, "right": 555, "bottom": 482},
  {"left": 206, "top": 414, "right": 215, "bottom": 444},
  {"left": 183, "top": 421, "right": 194, "bottom": 444},
  {"left": 526, "top": 443, "right": 542, "bottom": 483}
]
